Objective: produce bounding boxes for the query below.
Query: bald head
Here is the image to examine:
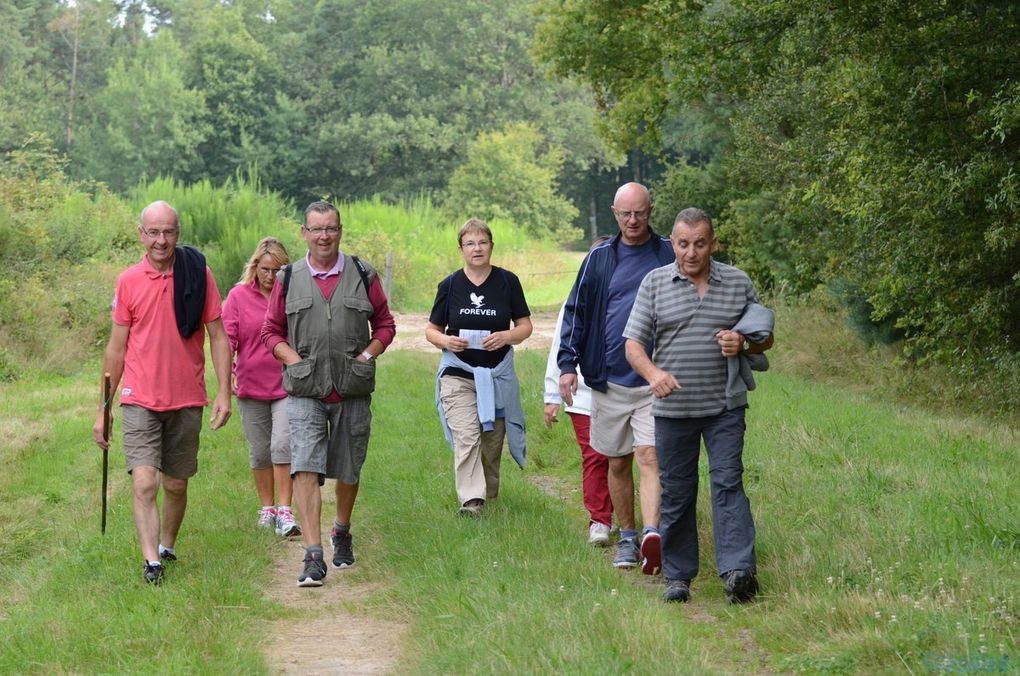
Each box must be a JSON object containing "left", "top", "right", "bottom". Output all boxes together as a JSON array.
[
  {"left": 140, "top": 200, "right": 179, "bottom": 229},
  {"left": 611, "top": 182, "right": 653, "bottom": 245},
  {"left": 613, "top": 182, "right": 651, "bottom": 208}
]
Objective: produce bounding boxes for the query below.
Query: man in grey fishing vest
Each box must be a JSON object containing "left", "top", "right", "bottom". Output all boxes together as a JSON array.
[{"left": 261, "top": 201, "right": 396, "bottom": 587}]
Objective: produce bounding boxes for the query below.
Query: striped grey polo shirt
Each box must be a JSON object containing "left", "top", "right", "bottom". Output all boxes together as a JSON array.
[{"left": 624, "top": 259, "right": 761, "bottom": 418}]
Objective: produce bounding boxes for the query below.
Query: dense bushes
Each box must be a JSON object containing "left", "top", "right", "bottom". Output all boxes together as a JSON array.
[
  {"left": 0, "top": 143, "right": 568, "bottom": 381},
  {"left": 0, "top": 137, "right": 136, "bottom": 379}
]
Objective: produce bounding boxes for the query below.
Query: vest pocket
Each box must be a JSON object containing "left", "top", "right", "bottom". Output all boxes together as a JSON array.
[
  {"left": 283, "top": 356, "right": 320, "bottom": 397},
  {"left": 285, "top": 295, "right": 314, "bottom": 315},
  {"left": 340, "top": 355, "right": 376, "bottom": 397}
]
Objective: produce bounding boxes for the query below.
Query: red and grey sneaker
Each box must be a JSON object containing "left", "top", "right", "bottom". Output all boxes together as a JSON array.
[{"left": 640, "top": 531, "right": 662, "bottom": 575}]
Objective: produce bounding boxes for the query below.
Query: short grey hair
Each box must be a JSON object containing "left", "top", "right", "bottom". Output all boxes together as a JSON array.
[
  {"left": 673, "top": 207, "right": 714, "bottom": 238},
  {"left": 303, "top": 200, "right": 341, "bottom": 226}
]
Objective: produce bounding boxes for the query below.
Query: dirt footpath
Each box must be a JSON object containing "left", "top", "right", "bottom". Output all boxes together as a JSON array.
[{"left": 263, "top": 489, "right": 406, "bottom": 675}]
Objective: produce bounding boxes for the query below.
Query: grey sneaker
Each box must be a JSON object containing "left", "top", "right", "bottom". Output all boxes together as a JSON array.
[
  {"left": 257, "top": 507, "right": 276, "bottom": 529},
  {"left": 330, "top": 528, "right": 355, "bottom": 568},
  {"left": 275, "top": 509, "right": 301, "bottom": 537},
  {"left": 298, "top": 549, "right": 327, "bottom": 587},
  {"left": 722, "top": 569, "right": 759, "bottom": 603},
  {"left": 613, "top": 537, "right": 639, "bottom": 569},
  {"left": 588, "top": 522, "right": 611, "bottom": 547},
  {"left": 143, "top": 562, "right": 164, "bottom": 584},
  {"left": 663, "top": 578, "right": 691, "bottom": 603}
]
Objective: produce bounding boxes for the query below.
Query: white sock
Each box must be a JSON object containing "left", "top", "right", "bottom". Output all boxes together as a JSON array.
[
  {"left": 147, "top": 560, "right": 162, "bottom": 567},
  {"left": 158, "top": 544, "right": 174, "bottom": 557}
]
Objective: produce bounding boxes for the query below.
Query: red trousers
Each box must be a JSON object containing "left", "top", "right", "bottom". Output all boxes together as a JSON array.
[{"left": 568, "top": 412, "right": 614, "bottom": 526}]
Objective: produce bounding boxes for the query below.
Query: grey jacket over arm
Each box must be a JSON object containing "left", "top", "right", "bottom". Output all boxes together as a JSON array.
[{"left": 725, "top": 303, "right": 774, "bottom": 410}]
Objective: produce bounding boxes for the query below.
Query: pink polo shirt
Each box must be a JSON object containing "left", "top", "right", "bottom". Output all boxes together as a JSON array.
[
  {"left": 112, "top": 255, "right": 223, "bottom": 411},
  {"left": 223, "top": 280, "right": 285, "bottom": 400}
]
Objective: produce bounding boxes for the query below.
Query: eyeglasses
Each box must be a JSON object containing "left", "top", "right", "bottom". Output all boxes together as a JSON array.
[
  {"left": 141, "top": 228, "right": 180, "bottom": 239},
  {"left": 303, "top": 225, "right": 340, "bottom": 235},
  {"left": 256, "top": 265, "right": 281, "bottom": 275},
  {"left": 613, "top": 208, "right": 650, "bottom": 221},
  {"left": 461, "top": 240, "right": 491, "bottom": 249}
]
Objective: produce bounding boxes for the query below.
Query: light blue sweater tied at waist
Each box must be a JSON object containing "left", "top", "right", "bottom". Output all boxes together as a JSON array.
[{"left": 435, "top": 349, "right": 527, "bottom": 468}]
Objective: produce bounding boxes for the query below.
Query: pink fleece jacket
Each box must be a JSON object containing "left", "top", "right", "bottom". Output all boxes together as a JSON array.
[{"left": 223, "top": 279, "right": 285, "bottom": 400}]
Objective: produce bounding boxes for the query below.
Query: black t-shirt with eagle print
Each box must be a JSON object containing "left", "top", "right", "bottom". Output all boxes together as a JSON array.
[{"left": 429, "top": 267, "right": 530, "bottom": 375}]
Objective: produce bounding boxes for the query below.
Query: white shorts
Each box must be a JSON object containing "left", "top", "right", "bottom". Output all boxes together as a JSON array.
[{"left": 589, "top": 382, "right": 655, "bottom": 457}]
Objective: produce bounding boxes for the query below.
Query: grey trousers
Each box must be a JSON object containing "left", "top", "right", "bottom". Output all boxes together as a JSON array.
[{"left": 655, "top": 407, "right": 756, "bottom": 581}]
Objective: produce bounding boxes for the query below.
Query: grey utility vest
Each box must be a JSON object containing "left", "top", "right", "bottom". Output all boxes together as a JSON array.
[{"left": 281, "top": 255, "right": 377, "bottom": 398}]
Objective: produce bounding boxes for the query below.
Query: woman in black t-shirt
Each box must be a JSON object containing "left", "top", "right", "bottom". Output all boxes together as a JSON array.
[{"left": 426, "top": 218, "right": 532, "bottom": 516}]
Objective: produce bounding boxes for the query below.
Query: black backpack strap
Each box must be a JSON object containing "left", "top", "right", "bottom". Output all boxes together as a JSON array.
[
  {"left": 351, "top": 256, "right": 373, "bottom": 298},
  {"left": 443, "top": 270, "right": 459, "bottom": 325},
  {"left": 281, "top": 264, "right": 292, "bottom": 300}
]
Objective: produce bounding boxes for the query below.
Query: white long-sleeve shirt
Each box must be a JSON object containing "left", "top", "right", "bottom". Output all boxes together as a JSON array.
[{"left": 544, "top": 303, "right": 592, "bottom": 415}]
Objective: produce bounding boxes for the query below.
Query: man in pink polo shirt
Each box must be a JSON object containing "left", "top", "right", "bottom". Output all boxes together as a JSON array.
[{"left": 93, "top": 200, "right": 232, "bottom": 584}]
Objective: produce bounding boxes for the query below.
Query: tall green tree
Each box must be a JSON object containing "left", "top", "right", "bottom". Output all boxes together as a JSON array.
[
  {"left": 444, "top": 123, "right": 580, "bottom": 241},
  {"left": 76, "top": 31, "right": 209, "bottom": 192},
  {"left": 271, "top": 0, "right": 611, "bottom": 207},
  {"left": 535, "top": 0, "right": 1020, "bottom": 367},
  {"left": 181, "top": 5, "right": 284, "bottom": 183}
]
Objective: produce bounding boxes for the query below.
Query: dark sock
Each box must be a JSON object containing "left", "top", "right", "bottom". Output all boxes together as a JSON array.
[
  {"left": 620, "top": 528, "right": 638, "bottom": 542},
  {"left": 332, "top": 521, "right": 350, "bottom": 533}
]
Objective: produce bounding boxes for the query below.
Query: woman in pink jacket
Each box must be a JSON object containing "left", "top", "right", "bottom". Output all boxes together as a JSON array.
[{"left": 223, "top": 238, "right": 300, "bottom": 536}]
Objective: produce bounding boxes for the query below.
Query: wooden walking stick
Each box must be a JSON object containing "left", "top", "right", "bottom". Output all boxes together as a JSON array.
[{"left": 101, "top": 373, "right": 112, "bottom": 535}]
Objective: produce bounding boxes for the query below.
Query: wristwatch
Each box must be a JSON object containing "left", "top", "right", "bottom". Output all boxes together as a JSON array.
[{"left": 360, "top": 350, "right": 374, "bottom": 361}]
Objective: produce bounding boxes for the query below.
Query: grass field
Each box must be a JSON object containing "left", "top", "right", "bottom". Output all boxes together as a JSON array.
[{"left": 1, "top": 334, "right": 1018, "bottom": 673}]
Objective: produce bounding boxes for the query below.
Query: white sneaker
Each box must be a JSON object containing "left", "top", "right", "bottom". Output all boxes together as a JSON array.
[
  {"left": 588, "top": 521, "right": 611, "bottom": 547},
  {"left": 257, "top": 508, "right": 276, "bottom": 529},
  {"left": 276, "top": 509, "right": 301, "bottom": 537}
]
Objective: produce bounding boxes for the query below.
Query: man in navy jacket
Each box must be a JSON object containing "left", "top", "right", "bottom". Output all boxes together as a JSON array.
[{"left": 557, "top": 182, "right": 675, "bottom": 573}]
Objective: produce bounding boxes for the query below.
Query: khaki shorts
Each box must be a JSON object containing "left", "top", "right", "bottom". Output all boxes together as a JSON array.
[
  {"left": 121, "top": 405, "right": 203, "bottom": 479},
  {"left": 590, "top": 382, "right": 655, "bottom": 457},
  {"left": 237, "top": 397, "right": 291, "bottom": 469}
]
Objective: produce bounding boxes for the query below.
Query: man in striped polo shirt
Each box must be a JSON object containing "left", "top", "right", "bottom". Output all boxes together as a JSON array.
[{"left": 624, "top": 207, "right": 774, "bottom": 604}]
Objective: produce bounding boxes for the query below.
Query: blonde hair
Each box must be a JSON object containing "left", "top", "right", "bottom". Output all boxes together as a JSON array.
[
  {"left": 240, "top": 237, "right": 290, "bottom": 285},
  {"left": 457, "top": 218, "right": 493, "bottom": 247}
]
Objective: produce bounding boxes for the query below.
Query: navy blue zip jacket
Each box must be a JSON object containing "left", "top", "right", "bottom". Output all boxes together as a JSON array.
[{"left": 557, "top": 230, "right": 674, "bottom": 392}]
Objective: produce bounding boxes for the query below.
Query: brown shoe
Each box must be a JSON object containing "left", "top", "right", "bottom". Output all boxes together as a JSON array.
[{"left": 457, "top": 498, "right": 484, "bottom": 517}]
